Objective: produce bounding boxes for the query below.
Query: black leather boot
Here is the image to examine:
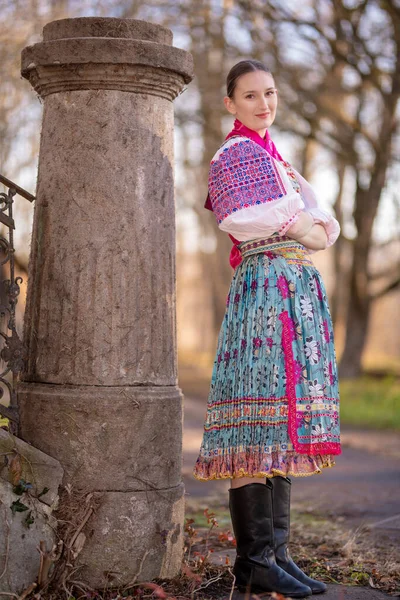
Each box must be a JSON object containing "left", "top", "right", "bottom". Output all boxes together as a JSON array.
[
  {"left": 271, "top": 476, "right": 327, "bottom": 594},
  {"left": 229, "top": 481, "right": 312, "bottom": 597}
]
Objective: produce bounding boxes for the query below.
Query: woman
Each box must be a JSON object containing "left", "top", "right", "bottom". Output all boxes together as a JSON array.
[{"left": 192, "top": 60, "right": 341, "bottom": 597}]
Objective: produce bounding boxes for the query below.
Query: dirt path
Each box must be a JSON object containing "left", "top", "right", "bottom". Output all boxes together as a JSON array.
[
  {"left": 228, "top": 584, "right": 394, "bottom": 598},
  {"left": 182, "top": 396, "right": 400, "bottom": 546}
]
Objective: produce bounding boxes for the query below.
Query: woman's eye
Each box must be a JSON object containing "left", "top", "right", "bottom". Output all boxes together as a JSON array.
[{"left": 246, "top": 92, "right": 274, "bottom": 98}]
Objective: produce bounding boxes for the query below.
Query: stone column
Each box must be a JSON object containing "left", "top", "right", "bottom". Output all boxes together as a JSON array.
[{"left": 18, "top": 17, "right": 193, "bottom": 586}]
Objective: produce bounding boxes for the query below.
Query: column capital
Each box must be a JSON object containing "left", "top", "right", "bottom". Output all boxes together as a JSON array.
[{"left": 21, "top": 17, "right": 193, "bottom": 100}]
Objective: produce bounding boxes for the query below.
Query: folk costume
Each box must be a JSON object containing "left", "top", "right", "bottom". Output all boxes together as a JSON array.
[{"left": 193, "top": 119, "right": 341, "bottom": 482}]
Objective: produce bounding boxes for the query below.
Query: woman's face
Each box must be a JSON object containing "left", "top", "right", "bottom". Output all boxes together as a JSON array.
[{"left": 224, "top": 70, "right": 278, "bottom": 137}]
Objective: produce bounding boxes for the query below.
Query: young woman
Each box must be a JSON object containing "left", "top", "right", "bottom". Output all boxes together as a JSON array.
[{"left": 193, "top": 60, "right": 341, "bottom": 597}]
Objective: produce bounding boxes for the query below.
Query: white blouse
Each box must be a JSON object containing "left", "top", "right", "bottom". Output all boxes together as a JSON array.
[{"left": 208, "top": 136, "right": 340, "bottom": 248}]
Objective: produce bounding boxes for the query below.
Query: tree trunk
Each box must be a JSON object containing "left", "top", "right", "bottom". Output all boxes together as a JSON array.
[
  {"left": 339, "top": 90, "right": 397, "bottom": 377},
  {"left": 338, "top": 235, "right": 371, "bottom": 378},
  {"left": 330, "top": 160, "right": 346, "bottom": 328},
  {"left": 190, "top": 1, "right": 233, "bottom": 339}
]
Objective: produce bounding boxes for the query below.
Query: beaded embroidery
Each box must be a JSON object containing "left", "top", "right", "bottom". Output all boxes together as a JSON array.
[
  {"left": 208, "top": 138, "right": 287, "bottom": 225},
  {"left": 280, "top": 160, "right": 303, "bottom": 195},
  {"left": 238, "top": 237, "right": 314, "bottom": 267}
]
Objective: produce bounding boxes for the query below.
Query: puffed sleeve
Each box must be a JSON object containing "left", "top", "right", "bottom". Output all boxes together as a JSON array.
[
  {"left": 292, "top": 169, "right": 340, "bottom": 247},
  {"left": 208, "top": 137, "right": 305, "bottom": 241},
  {"left": 307, "top": 207, "right": 340, "bottom": 247}
]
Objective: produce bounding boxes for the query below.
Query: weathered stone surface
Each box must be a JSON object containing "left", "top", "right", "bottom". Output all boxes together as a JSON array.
[
  {"left": 18, "top": 383, "right": 183, "bottom": 490},
  {"left": 21, "top": 17, "right": 192, "bottom": 99},
  {"left": 43, "top": 16, "right": 174, "bottom": 44},
  {"left": 75, "top": 483, "right": 185, "bottom": 586},
  {"left": 19, "top": 17, "right": 192, "bottom": 586},
  {"left": 0, "top": 461, "right": 62, "bottom": 593},
  {"left": 20, "top": 18, "right": 193, "bottom": 387},
  {"left": 21, "top": 94, "right": 178, "bottom": 386},
  {"left": 24, "top": 64, "right": 187, "bottom": 100},
  {"left": 0, "top": 429, "right": 63, "bottom": 507},
  {"left": 21, "top": 40, "right": 192, "bottom": 94}
]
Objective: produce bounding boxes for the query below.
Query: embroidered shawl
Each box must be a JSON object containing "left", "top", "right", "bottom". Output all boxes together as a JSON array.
[{"left": 205, "top": 119, "right": 339, "bottom": 267}]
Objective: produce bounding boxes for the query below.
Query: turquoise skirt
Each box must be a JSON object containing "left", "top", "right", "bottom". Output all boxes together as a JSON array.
[{"left": 193, "top": 235, "right": 341, "bottom": 481}]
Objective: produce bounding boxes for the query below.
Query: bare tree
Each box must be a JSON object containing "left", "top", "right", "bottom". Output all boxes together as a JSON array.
[
  {"left": 130, "top": 0, "right": 243, "bottom": 337},
  {"left": 3, "top": 0, "right": 399, "bottom": 370},
  {"left": 236, "top": 0, "right": 400, "bottom": 377}
]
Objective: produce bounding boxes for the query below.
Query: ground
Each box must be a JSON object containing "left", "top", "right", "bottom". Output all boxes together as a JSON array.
[
  {"left": 1, "top": 369, "right": 399, "bottom": 599},
  {"left": 181, "top": 392, "right": 400, "bottom": 598}
]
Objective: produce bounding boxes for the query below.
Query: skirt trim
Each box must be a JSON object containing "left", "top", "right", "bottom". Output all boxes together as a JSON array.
[
  {"left": 206, "top": 395, "right": 339, "bottom": 407},
  {"left": 193, "top": 465, "right": 335, "bottom": 481},
  {"left": 280, "top": 309, "right": 341, "bottom": 455},
  {"left": 193, "top": 453, "right": 337, "bottom": 481}
]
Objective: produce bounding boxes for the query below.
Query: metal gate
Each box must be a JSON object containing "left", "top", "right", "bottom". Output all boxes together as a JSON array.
[{"left": 0, "top": 174, "right": 34, "bottom": 435}]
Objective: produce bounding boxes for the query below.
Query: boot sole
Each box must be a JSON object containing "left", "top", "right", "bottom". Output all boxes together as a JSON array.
[{"left": 236, "top": 584, "right": 311, "bottom": 597}]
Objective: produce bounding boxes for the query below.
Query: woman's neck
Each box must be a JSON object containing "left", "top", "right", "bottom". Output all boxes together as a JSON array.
[{"left": 233, "top": 118, "right": 266, "bottom": 140}]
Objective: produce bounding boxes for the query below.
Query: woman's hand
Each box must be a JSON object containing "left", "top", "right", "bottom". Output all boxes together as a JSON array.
[
  {"left": 295, "top": 224, "right": 328, "bottom": 250},
  {"left": 286, "top": 211, "right": 314, "bottom": 239},
  {"left": 286, "top": 211, "right": 328, "bottom": 251}
]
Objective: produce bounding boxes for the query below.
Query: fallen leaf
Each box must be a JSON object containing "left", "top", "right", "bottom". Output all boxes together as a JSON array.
[
  {"left": 24, "top": 510, "right": 35, "bottom": 528},
  {"left": 8, "top": 453, "right": 22, "bottom": 486},
  {"left": 10, "top": 499, "right": 29, "bottom": 513},
  {"left": 37, "top": 486, "right": 50, "bottom": 499}
]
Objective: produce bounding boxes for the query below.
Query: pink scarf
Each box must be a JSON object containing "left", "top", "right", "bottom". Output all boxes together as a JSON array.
[{"left": 204, "top": 119, "right": 284, "bottom": 268}]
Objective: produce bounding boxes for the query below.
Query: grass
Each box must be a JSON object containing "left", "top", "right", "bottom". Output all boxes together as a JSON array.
[
  {"left": 0, "top": 492, "right": 397, "bottom": 599},
  {"left": 338, "top": 375, "right": 400, "bottom": 430}
]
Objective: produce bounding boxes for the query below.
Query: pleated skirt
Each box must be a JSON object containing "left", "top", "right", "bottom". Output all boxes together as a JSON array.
[{"left": 193, "top": 235, "right": 341, "bottom": 481}]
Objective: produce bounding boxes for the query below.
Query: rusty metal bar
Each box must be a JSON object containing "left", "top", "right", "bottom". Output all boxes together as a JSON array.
[{"left": 0, "top": 175, "right": 33, "bottom": 435}]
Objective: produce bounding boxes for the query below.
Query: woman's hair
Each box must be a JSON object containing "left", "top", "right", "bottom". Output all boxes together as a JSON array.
[{"left": 226, "top": 60, "right": 272, "bottom": 99}]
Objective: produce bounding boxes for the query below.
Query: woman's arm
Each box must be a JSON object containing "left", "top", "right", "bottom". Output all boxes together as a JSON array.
[
  {"left": 208, "top": 139, "right": 338, "bottom": 250},
  {"left": 295, "top": 223, "right": 328, "bottom": 250},
  {"left": 286, "top": 211, "right": 328, "bottom": 250}
]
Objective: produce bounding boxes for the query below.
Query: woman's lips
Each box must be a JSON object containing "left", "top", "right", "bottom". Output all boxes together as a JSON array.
[{"left": 256, "top": 113, "right": 270, "bottom": 118}]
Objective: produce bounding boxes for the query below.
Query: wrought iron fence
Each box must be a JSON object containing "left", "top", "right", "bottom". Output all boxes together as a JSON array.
[{"left": 0, "top": 174, "right": 34, "bottom": 435}]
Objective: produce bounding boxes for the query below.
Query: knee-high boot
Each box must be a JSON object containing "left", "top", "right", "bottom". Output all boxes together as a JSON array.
[
  {"left": 271, "top": 475, "right": 327, "bottom": 594},
  {"left": 229, "top": 481, "right": 312, "bottom": 597}
]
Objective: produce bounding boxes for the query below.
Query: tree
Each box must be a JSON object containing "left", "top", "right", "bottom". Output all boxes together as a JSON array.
[
  {"left": 236, "top": 0, "right": 400, "bottom": 377},
  {"left": 2, "top": 0, "right": 399, "bottom": 372}
]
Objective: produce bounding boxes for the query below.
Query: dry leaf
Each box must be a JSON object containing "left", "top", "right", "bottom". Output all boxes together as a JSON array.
[{"left": 8, "top": 453, "right": 22, "bottom": 486}]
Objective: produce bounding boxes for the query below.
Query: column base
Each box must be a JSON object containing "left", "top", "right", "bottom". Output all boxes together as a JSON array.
[
  {"left": 63, "top": 484, "right": 185, "bottom": 586},
  {"left": 18, "top": 383, "right": 183, "bottom": 490}
]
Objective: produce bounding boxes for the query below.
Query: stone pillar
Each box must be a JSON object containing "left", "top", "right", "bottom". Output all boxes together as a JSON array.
[{"left": 18, "top": 17, "right": 193, "bottom": 586}]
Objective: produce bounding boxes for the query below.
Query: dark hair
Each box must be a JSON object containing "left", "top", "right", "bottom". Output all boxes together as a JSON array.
[{"left": 226, "top": 60, "right": 272, "bottom": 99}]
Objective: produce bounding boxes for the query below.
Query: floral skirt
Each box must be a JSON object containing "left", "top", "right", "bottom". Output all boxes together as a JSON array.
[{"left": 193, "top": 236, "right": 341, "bottom": 481}]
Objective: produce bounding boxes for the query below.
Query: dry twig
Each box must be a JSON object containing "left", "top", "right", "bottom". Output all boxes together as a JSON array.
[
  {"left": 122, "top": 549, "right": 151, "bottom": 591},
  {"left": 0, "top": 501, "right": 10, "bottom": 582},
  {"left": 17, "top": 583, "right": 37, "bottom": 600}
]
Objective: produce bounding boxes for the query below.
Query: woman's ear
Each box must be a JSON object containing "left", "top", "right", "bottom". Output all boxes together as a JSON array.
[{"left": 224, "top": 96, "right": 236, "bottom": 116}]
